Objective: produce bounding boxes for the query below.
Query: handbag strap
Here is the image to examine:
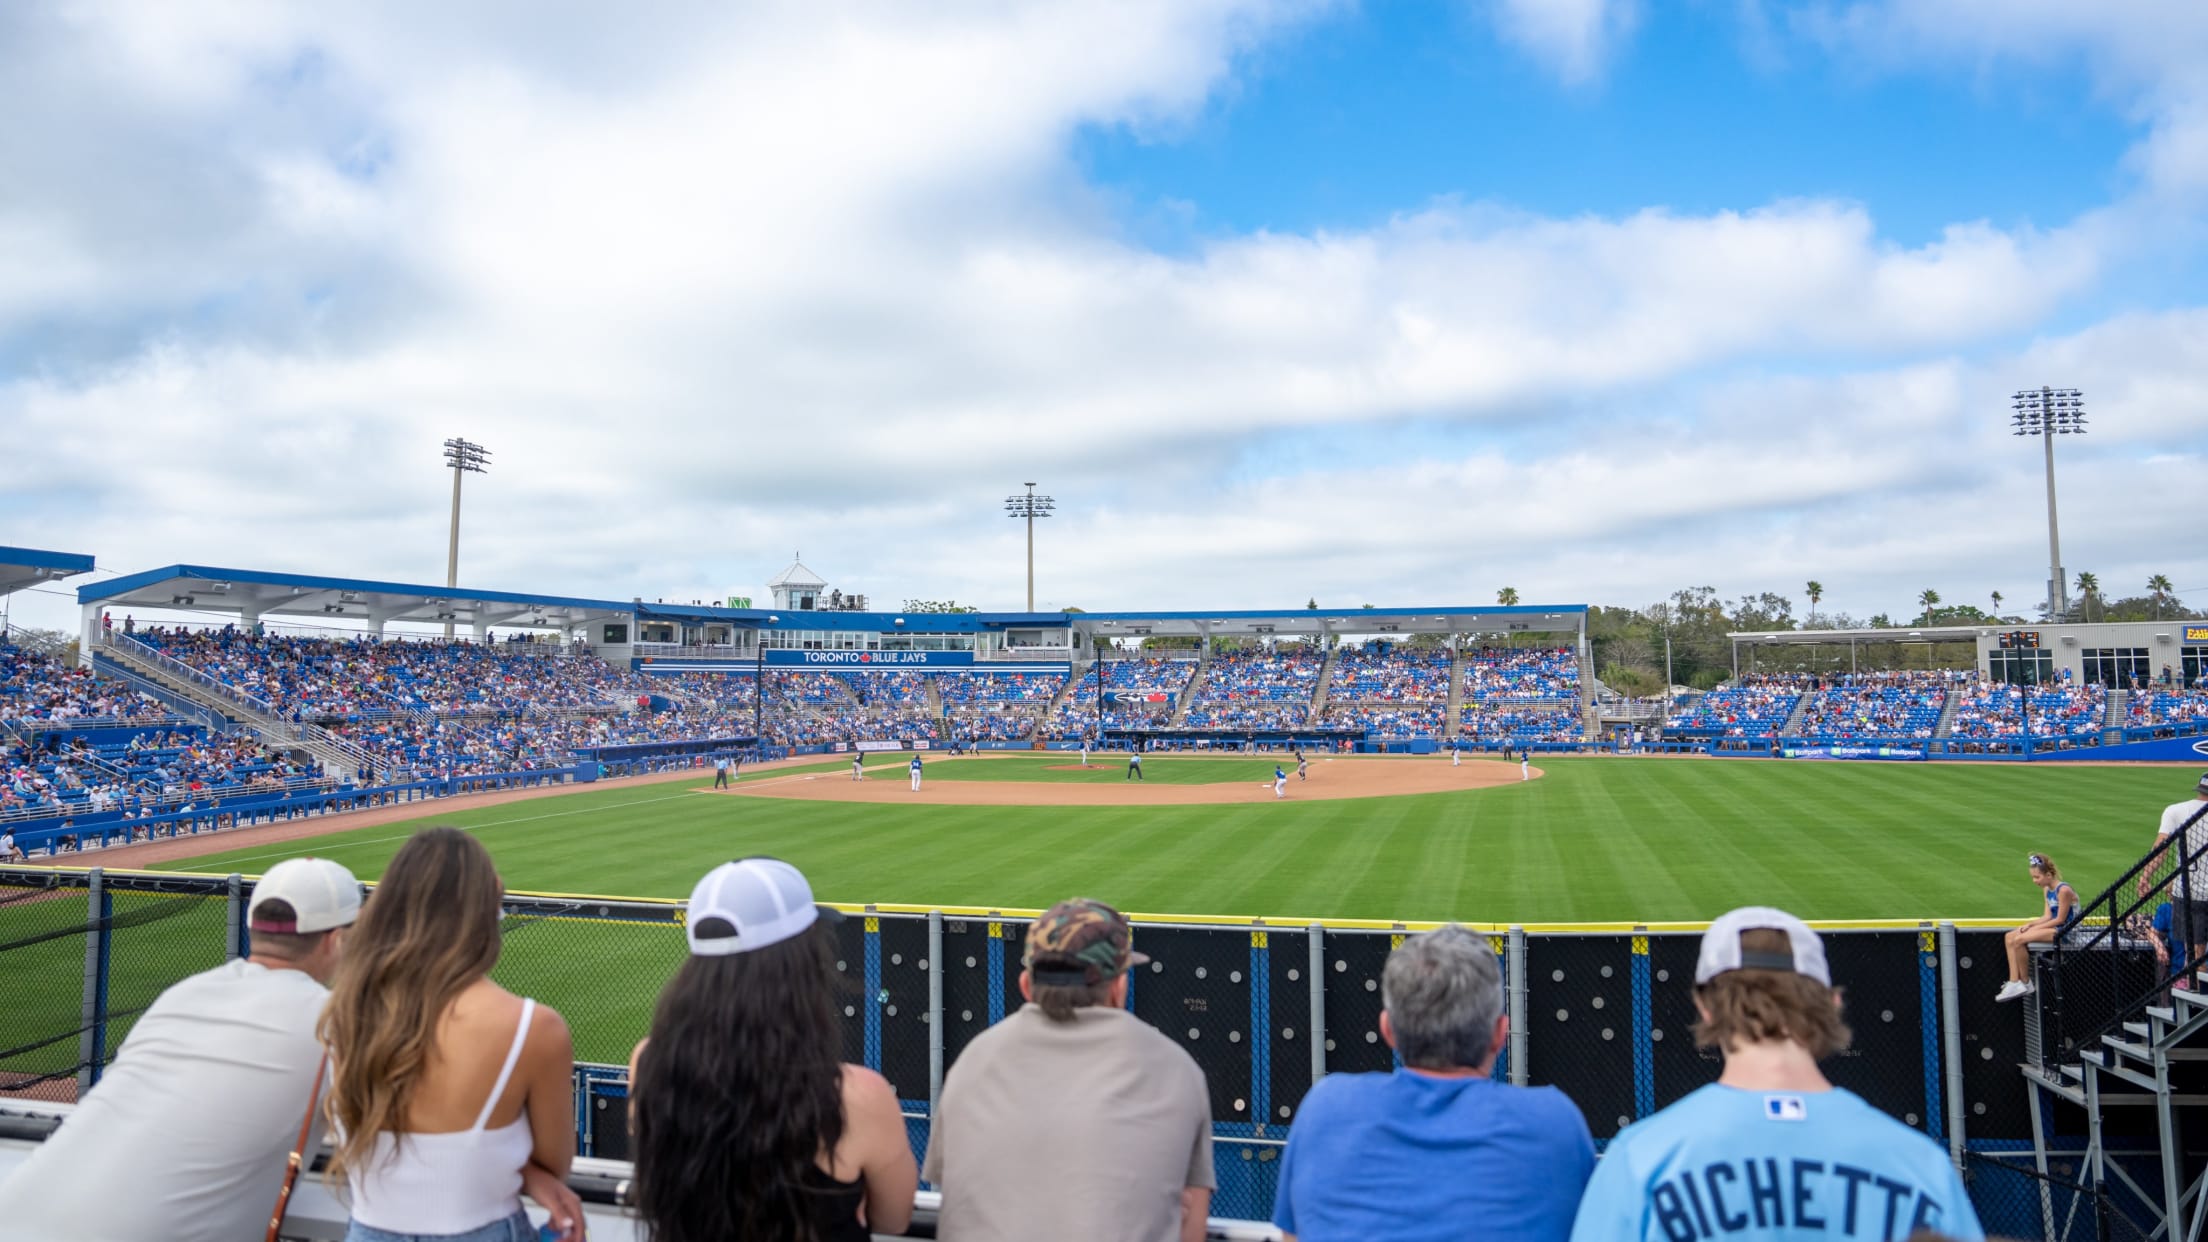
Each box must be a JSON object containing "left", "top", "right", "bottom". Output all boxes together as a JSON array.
[{"left": 266, "top": 1053, "right": 328, "bottom": 1242}]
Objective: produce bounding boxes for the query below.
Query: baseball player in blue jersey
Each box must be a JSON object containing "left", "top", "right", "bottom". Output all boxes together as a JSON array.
[
  {"left": 909, "top": 754, "right": 923, "bottom": 792},
  {"left": 1570, "top": 907, "right": 1982, "bottom": 1241},
  {"left": 1273, "top": 766, "right": 1288, "bottom": 799}
]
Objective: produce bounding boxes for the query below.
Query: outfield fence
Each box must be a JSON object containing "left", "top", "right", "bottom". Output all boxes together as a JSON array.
[{"left": 0, "top": 865, "right": 2098, "bottom": 1231}]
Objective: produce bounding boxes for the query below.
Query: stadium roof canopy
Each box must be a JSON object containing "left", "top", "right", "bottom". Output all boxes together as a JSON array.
[
  {"left": 78, "top": 565, "right": 631, "bottom": 632},
  {"left": 635, "top": 601, "right": 1071, "bottom": 632},
  {"left": 0, "top": 546, "right": 95, "bottom": 598},
  {"left": 1727, "top": 625, "right": 1990, "bottom": 645},
  {"left": 1073, "top": 605, "right": 1587, "bottom": 640}
]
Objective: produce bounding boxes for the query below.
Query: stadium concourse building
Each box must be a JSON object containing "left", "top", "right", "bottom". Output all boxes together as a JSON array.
[{"left": 1726, "top": 620, "right": 2208, "bottom": 690}]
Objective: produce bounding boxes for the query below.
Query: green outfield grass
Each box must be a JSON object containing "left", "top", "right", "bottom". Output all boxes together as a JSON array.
[
  {"left": 155, "top": 755, "right": 2178, "bottom": 925},
  {"left": 3, "top": 756, "right": 2178, "bottom": 1068}
]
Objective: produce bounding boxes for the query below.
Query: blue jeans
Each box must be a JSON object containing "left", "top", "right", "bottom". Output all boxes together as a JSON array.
[{"left": 346, "top": 1210, "right": 536, "bottom": 1242}]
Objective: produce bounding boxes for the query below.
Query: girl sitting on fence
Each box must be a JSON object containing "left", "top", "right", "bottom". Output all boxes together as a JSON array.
[{"left": 1998, "top": 853, "right": 2079, "bottom": 1002}]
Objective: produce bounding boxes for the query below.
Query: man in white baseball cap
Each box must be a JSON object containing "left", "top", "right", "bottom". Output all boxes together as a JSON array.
[
  {"left": 1571, "top": 908, "right": 1983, "bottom": 1241},
  {"left": 0, "top": 857, "right": 362, "bottom": 1242}
]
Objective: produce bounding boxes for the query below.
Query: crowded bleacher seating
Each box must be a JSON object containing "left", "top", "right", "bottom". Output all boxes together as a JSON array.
[
  {"left": 1328, "top": 646, "right": 1450, "bottom": 701},
  {"left": 2130, "top": 687, "right": 2208, "bottom": 736},
  {"left": 1, "top": 643, "right": 175, "bottom": 729},
  {"left": 1459, "top": 647, "right": 1583, "bottom": 744},
  {"left": 939, "top": 671, "right": 1064, "bottom": 744},
  {"left": 1792, "top": 671, "right": 1960, "bottom": 741},
  {"left": 1666, "top": 674, "right": 1812, "bottom": 739},
  {"left": 1948, "top": 679, "right": 2108, "bottom": 741}
]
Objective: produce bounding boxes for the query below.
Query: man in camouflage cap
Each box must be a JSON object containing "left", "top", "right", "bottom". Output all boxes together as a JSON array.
[{"left": 925, "top": 897, "right": 1215, "bottom": 1242}]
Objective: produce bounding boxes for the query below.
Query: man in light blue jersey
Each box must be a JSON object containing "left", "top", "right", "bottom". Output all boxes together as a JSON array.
[{"left": 1570, "top": 907, "right": 1982, "bottom": 1242}]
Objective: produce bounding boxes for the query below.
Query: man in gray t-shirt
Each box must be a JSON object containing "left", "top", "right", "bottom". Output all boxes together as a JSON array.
[
  {"left": 925, "top": 898, "right": 1214, "bottom": 1242},
  {"left": 2147, "top": 774, "right": 2208, "bottom": 962},
  {"left": 0, "top": 858, "right": 360, "bottom": 1242}
]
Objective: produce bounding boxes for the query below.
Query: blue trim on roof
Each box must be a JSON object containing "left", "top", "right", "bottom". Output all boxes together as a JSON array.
[
  {"left": 635, "top": 602, "right": 1069, "bottom": 631},
  {"left": 0, "top": 546, "right": 95, "bottom": 575},
  {"left": 76, "top": 564, "right": 627, "bottom": 612},
  {"left": 1075, "top": 605, "right": 1587, "bottom": 622}
]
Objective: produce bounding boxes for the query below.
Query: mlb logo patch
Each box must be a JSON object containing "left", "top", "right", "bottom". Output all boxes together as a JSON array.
[{"left": 1763, "top": 1095, "right": 1807, "bottom": 1122}]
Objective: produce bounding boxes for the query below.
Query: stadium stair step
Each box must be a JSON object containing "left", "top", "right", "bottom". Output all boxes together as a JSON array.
[
  {"left": 1168, "top": 661, "right": 1205, "bottom": 727},
  {"left": 95, "top": 634, "right": 373, "bottom": 778},
  {"left": 924, "top": 677, "right": 943, "bottom": 721},
  {"left": 1933, "top": 690, "right": 1961, "bottom": 738},
  {"left": 1309, "top": 646, "right": 1339, "bottom": 717},
  {"left": 1444, "top": 645, "right": 1465, "bottom": 734},
  {"left": 1779, "top": 690, "right": 1816, "bottom": 737}
]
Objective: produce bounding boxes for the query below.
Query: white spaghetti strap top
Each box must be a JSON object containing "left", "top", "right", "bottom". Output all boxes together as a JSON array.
[{"left": 347, "top": 998, "right": 538, "bottom": 1234}]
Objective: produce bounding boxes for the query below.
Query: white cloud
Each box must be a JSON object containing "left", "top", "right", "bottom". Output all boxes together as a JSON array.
[
  {"left": 0, "top": 0, "right": 2203, "bottom": 637},
  {"left": 1480, "top": 0, "right": 1642, "bottom": 86}
]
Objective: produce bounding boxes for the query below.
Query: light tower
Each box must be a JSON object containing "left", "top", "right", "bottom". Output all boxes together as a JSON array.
[
  {"left": 2009, "top": 388, "right": 2084, "bottom": 623},
  {"left": 441, "top": 437, "right": 491, "bottom": 638},
  {"left": 1004, "top": 483, "right": 1055, "bottom": 611}
]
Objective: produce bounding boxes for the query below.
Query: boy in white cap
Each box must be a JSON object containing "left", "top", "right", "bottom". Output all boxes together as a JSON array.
[
  {"left": 1570, "top": 907, "right": 1983, "bottom": 1241},
  {"left": 0, "top": 857, "right": 363, "bottom": 1242}
]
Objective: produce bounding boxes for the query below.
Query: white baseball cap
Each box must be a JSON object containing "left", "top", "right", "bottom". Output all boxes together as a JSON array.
[
  {"left": 248, "top": 858, "right": 362, "bottom": 934},
  {"left": 1695, "top": 907, "right": 1831, "bottom": 987},
  {"left": 685, "top": 857, "right": 845, "bottom": 957}
]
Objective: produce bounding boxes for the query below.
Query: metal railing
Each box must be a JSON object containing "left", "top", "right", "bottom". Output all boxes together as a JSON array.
[{"left": 2045, "top": 801, "right": 2208, "bottom": 1068}]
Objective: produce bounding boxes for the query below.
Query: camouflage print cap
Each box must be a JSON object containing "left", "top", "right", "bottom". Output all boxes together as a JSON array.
[{"left": 1023, "top": 897, "right": 1150, "bottom": 986}]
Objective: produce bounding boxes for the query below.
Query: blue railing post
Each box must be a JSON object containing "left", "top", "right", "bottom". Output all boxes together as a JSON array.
[
  {"left": 863, "top": 909, "right": 883, "bottom": 1071},
  {"left": 1630, "top": 931, "right": 1654, "bottom": 1119}
]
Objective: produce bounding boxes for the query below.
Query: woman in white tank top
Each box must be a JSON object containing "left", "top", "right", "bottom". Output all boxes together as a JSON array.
[{"left": 319, "top": 827, "right": 584, "bottom": 1241}]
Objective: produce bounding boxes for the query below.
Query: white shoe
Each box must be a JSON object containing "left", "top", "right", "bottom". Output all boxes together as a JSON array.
[{"left": 1995, "top": 981, "right": 2028, "bottom": 1002}]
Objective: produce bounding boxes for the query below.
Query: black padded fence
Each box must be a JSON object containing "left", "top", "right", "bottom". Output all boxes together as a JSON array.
[{"left": 0, "top": 865, "right": 2102, "bottom": 1227}]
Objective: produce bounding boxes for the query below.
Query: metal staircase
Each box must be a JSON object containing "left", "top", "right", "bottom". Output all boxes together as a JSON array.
[
  {"left": 2105, "top": 688, "right": 2130, "bottom": 747},
  {"left": 1030, "top": 662, "right": 1087, "bottom": 740},
  {"left": 1933, "top": 689, "right": 1962, "bottom": 738},
  {"left": 2026, "top": 801, "right": 2208, "bottom": 1239}
]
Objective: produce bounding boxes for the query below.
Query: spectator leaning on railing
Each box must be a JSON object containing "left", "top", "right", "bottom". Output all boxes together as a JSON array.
[
  {"left": 1272, "top": 924, "right": 1594, "bottom": 1242},
  {"left": 318, "top": 827, "right": 584, "bottom": 1242},
  {"left": 627, "top": 859, "right": 916, "bottom": 1242},
  {"left": 1569, "top": 908, "right": 1982, "bottom": 1241},
  {"left": 925, "top": 898, "right": 1214, "bottom": 1242},
  {"left": 0, "top": 858, "right": 360, "bottom": 1242}
]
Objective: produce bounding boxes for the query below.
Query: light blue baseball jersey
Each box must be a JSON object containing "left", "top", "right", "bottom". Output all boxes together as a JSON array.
[{"left": 1569, "top": 1084, "right": 1982, "bottom": 1241}]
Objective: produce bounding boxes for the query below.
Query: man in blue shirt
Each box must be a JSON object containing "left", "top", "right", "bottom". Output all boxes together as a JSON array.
[
  {"left": 1273, "top": 925, "right": 1594, "bottom": 1242},
  {"left": 1571, "top": 907, "right": 1983, "bottom": 1241}
]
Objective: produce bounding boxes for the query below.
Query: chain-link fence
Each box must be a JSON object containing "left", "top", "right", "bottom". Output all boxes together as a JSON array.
[
  {"left": 1962, "top": 1148, "right": 2149, "bottom": 1242},
  {"left": 0, "top": 863, "right": 2131, "bottom": 1226}
]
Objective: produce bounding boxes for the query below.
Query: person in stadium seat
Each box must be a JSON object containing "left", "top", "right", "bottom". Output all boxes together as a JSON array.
[
  {"left": 925, "top": 898, "right": 1213, "bottom": 1242},
  {"left": 1271, "top": 925, "right": 1593, "bottom": 1242},
  {"left": 2143, "top": 774, "right": 2208, "bottom": 971},
  {"left": 1569, "top": 908, "right": 1983, "bottom": 1241},
  {"left": 627, "top": 858, "right": 914, "bottom": 1242},
  {"left": 318, "top": 827, "right": 584, "bottom": 1242},
  {"left": 1998, "top": 853, "right": 2078, "bottom": 1002},
  {"left": 0, "top": 858, "right": 360, "bottom": 1242}
]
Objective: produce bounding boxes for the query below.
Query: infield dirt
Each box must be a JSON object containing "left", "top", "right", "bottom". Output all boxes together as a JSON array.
[{"left": 718, "top": 754, "right": 1536, "bottom": 806}]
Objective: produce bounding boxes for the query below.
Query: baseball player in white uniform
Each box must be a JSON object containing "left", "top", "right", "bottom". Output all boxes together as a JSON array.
[
  {"left": 909, "top": 754, "right": 923, "bottom": 792},
  {"left": 1521, "top": 752, "right": 1531, "bottom": 782},
  {"left": 1273, "top": 766, "right": 1288, "bottom": 799},
  {"left": 852, "top": 753, "right": 865, "bottom": 781}
]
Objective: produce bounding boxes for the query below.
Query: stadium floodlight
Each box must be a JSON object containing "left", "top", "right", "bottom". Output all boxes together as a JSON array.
[
  {"left": 2010, "top": 388, "right": 2084, "bottom": 624},
  {"left": 441, "top": 438, "right": 492, "bottom": 638},
  {"left": 1004, "top": 483, "right": 1055, "bottom": 611}
]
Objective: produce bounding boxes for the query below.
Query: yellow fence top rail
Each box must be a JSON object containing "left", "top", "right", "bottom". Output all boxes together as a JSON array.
[{"left": 1, "top": 865, "right": 2019, "bottom": 933}]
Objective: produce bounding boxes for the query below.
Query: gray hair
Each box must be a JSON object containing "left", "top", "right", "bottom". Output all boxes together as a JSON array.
[{"left": 1381, "top": 924, "right": 1504, "bottom": 1071}]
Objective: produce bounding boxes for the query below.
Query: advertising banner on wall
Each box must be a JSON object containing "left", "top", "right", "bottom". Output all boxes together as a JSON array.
[
  {"left": 1779, "top": 746, "right": 1929, "bottom": 761},
  {"left": 2038, "top": 735, "right": 2208, "bottom": 762},
  {"left": 2186, "top": 626, "right": 2208, "bottom": 642},
  {"left": 764, "top": 649, "right": 975, "bottom": 668}
]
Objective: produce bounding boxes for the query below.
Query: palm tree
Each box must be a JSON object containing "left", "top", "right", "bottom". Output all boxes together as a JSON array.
[
  {"left": 1805, "top": 581, "right": 1824, "bottom": 617},
  {"left": 2150, "top": 574, "right": 2174, "bottom": 620},
  {"left": 1990, "top": 590, "right": 2004, "bottom": 618},
  {"left": 1917, "top": 588, "right": 1940, "bottom": 623},
  {"left": 1497, "top": 587, "right": 1519, "bottom": 607},
  {"left": 2076, "top": 572, "right": 2100, "bottom": 623}
]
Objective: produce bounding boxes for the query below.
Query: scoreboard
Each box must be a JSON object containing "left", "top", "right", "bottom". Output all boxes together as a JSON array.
[{"left": 1996, "top": 630, "right": 2042, "bottom": 650}]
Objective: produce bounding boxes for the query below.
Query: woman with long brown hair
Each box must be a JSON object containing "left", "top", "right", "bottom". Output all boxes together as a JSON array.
[
  {"left": 628, "top": 857, "right": 915, "bottom": 1242},
  {"left": 319, "top": 827, "right": 584, "bottom": 1241}
]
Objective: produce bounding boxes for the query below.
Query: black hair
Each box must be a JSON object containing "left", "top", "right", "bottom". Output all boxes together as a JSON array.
[
  {"left": 244, "top": 897, "right": 328, "bottom": 961},
  {"left": 631, "top": 920, "right": 850, "bottom": 1242}
]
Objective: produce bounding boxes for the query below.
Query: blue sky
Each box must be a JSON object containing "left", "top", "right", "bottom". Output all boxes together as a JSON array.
[
  {"left": 0, "top": 0, "right": 2204, "bottom": 631},
  {"left": 1078, "top": 2, "right": 2132, "bottom": 250}
]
